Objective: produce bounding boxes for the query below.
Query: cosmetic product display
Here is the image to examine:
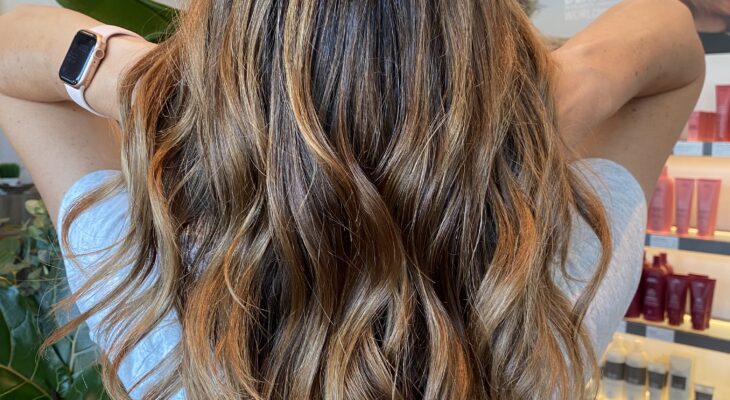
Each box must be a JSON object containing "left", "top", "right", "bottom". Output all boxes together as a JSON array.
[
  {"left": 716, "top": 85, "right": 730, "bottom": 141},
  {"left": 665, "top": 275, "right": 689, "bottom": 326},
  {"left": 673, "top": 178, "right": 695, "bottom": 236},
  {"left": 625, "top": 340, "right": 649, "bottom": 400},
  {"left": 625, "top": 252, "right": 716, "bottom": 333},
  {"left": 601, "top": 337, "right": 627, "bottom": 399},
  {"left": 689, "top": 276, "right": 716, "bottom": 331},
  {"left": 642, "top": 256, "right": 669, "bottom": 322},
  {"left": 648, "top": 167, "right": 675, "bottom": 234},
  {"left": 668, "top": 355, "right": 693, "bottom": 400},
  {"left": 695, "top": 383, "right": 715, "bottom": 400},
  {"left": 598, "top": 340, "right": 730, "bottom": 400},
  {"left": 648, "top": 360, "right": 668, "bottom": 400},
  {"left": 696, "top": 179, "right": 722, "bottom": 238}
]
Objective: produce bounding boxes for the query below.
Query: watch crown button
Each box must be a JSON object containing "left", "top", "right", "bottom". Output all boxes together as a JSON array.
[{"left": 94, "top": 49, "right": 105, "bottom": 59}]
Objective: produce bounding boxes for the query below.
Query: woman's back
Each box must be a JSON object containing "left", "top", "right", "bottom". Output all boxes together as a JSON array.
[{"left": 59, "top": 158, "right": 647, "bottom": 399}]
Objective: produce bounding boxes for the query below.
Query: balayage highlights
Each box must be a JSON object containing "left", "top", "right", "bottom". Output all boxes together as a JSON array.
[{"left": 48, "top": 1, "right": 611, "bottom": 399}]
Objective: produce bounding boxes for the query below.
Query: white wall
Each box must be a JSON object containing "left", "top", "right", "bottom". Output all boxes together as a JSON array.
[{"left": 0, "top": 0, "right": 57, "bottom": 13}]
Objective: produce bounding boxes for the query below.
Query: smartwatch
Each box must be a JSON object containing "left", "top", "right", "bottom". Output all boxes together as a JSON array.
[{"left": 59, "top": 25, "right": 143, "bottom": 117}]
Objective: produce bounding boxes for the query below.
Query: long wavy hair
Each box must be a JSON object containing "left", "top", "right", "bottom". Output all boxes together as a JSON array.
[{"left": 49, "top": 0, "right": 611, "bottom": 398}]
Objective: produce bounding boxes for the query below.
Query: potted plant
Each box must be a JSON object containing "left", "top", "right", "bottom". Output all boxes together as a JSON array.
[{"left": 0, "top": 163, "right": 21, "bottom": 186}]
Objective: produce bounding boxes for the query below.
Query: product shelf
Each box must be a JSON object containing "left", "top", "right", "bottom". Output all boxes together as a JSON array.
[
  {"left": 645, "top": 229, "right": 730, "bottom": 256},
  {"left": 672, "top": 141, "right": 730, "bottom": 157},
  {"left": 623, "top": 316, "right": 730, "bottom": 354}
]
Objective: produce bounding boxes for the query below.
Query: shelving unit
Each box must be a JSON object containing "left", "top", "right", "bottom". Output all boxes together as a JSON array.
[
  {"left": 623, "top": 316, "right": 730, "bottom": 354},
  {"left": 645, "top": 229, "right": 730, "bottom": 256},
  {"left": 673, "top": 141, "right": 730, "bottom": 157}
]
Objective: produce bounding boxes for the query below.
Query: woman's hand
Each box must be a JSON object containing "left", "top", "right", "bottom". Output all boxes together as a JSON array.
[{"left": 0, "top": 5, "right": 155, "bottom": 120}]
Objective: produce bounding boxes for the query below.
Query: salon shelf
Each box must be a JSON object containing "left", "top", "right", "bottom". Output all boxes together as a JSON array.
[
  {"left": 672, "top": 141, "right": 730, "bottom": 157},
  {"left": 623, "top": 316, "right": 730, "bottom": 354},
  {"left": 645, "top": 230, "right": 730, "bottom": 256}
]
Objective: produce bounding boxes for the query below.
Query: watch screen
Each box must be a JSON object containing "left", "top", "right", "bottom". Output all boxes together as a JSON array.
[{"left": 59, "top": 30, "right": 98, "bottom": 86}]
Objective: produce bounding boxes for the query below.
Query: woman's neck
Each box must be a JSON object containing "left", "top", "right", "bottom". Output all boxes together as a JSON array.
[{"left": 692, "top": 9, "right": 728, "bottom": 33}]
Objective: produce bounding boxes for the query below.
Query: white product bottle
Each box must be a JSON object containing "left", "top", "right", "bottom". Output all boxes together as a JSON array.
[
  {"left": 601, "top": 336, "right": 627, "bottom": 399},
  {"left": 668, "top": 355, "right": 693, "bottom": 400},
  {"left": 647, "top": 359, "right": 668, "bottom": 400},
  {"left": 694, "top": 383, "right": 714, "bottom": 400},
  {"left": 625, "top": 340, "right": 649, "bottom": 400}
]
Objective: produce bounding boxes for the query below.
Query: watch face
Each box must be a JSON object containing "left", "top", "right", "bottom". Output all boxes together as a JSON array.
[{"left": 59, "top": 30, "right": 98, "bottom": 86}]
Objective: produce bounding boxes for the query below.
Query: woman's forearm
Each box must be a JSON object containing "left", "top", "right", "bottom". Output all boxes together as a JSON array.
[
  {"left": 555, "top": 0, "right": 704, "bottom": 101},
  {"left": 0, "top": 5, "right": 154, "bottom": 120}
]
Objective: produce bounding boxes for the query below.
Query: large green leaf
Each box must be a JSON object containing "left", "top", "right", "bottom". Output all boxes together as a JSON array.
[
  {"left": 0, "top": 286, "right": 60, "bottom": 399},
  {"left": 0, "top": 239, "right": 18, "bottom": 266},
  {"left": 0, "top": 285, "right": 109, "bottom": 400},
  {"left": 34, "top": 264, "right": 109, "bottom": 400},
  {"left": 56, "top": 0, "right": 179, "bottom": 43}
]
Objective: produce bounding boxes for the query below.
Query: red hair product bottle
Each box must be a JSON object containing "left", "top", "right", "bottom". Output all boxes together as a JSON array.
[
  {"left": 642, "top": 256, "right": 668, "bottom": 322},
  {"left": 625, "top": 254, "right": 648, "bottom": 318},
  {"left": 647, "top": 167, "right": 674, "bottom": 234},
  {"left": 659, "top": 252, "right": 673, "bottom": 275}
]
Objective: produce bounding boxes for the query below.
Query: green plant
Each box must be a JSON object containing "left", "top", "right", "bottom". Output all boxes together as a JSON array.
[
  {"left": 0, "top": 200, "right": 108, "bottom": 399},
  {"left": 0, "top": 163, "right": 20, "bottom": 179},
  {"left": 57, "top": 0, "right": 179, "bottom": 43}
]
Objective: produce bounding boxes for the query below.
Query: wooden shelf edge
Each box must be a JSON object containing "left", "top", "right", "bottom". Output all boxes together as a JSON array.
[{"left": 622, "top": 317, "right": 730, "bottom": 354}]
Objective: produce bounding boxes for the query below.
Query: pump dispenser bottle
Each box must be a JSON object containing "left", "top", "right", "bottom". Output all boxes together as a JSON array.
[
  {"left": 625, "top": 340, "right": 649, "bottom": 399},
  {"left": 602, "top": 335, "right": 627, "bottom": 399}
]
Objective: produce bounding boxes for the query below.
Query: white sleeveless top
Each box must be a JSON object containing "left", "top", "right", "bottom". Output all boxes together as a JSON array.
[{"left": 56, "top": 158, "right": 647, "bottom": 399}]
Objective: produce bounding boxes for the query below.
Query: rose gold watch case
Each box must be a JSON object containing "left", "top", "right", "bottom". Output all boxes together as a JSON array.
[{"left": 70, "top": 30, "right": 108, "bottom": 90}]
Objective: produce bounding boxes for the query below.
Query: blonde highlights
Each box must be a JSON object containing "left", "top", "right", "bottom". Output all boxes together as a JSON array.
[{"left": 50, "top": 1, "right": 611, "bottom": 398}]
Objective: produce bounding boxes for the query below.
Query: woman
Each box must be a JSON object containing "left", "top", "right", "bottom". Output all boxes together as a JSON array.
[
  {"left": 0, "top": 0, "right": 704, "bottom": 399},
  {"left": 683, "top": 0, "right": 730, "bottom": 53}
]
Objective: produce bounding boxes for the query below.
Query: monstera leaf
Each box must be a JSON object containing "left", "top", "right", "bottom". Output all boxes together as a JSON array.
[
  {"left": 56, "top": 0, "right": 179, "bottom": 43},
  {"left": 0, "top": 285, "right": 108, "bottom": 400}
]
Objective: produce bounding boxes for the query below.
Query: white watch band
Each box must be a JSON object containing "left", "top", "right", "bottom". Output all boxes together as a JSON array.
[{"left": 64, "top": 25, "right": 143, "bottom": 117}]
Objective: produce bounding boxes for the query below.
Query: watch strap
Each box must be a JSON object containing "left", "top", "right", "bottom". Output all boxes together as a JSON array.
[
  {"left": 64, "top": 25, "right": 144, "bottom": 117},
  {"left": 66, "top": 85, "right": 102, "bottom": 116}
]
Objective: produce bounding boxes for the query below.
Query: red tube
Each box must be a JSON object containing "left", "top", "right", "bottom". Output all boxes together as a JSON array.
[
  {"left": 687, "top": 112, "right": 700, "bottom": 141},
  {"left": 673, "top": 178, "right": 695, "bottom": 236},
  {"left": 647, "top": 167, "right": 674, "bottom": 234},
  {"left": 696, "top": 179, "right": 722, "bottom": 238},
  {"left": 697, "top": 112, "right": 717, "bottom": 142},
  {"left": 689, "top": 277, "right": 716, "bottom": 331},
  {"left": 716, "top": 85, "right": 730, "bottom": 141},
  {"left": 665, "top": 275, "right": 689, "bottom": 326}
]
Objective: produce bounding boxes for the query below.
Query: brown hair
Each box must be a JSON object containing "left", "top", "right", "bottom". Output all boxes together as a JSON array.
[{"left": 49, "top": 1, "right": 611, "bottom": 398}]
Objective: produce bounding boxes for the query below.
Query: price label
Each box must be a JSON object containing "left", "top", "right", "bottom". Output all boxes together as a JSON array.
[
  {"left": 712, "top": 142, "right": 730, "bottom": 157},
  {"left": 648, "top": 235, "right": 680, "bottom": 250},
  {"left": 673, "top": 141, "right": 704, "bottom": 156},
  {"left": 646, "top": 326, "right": 675, "bottom": 343}
]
